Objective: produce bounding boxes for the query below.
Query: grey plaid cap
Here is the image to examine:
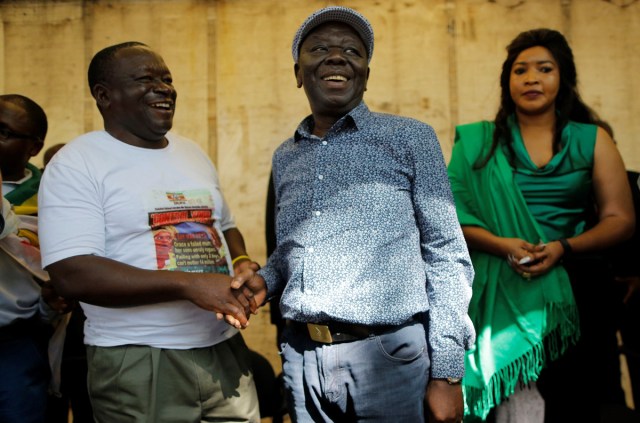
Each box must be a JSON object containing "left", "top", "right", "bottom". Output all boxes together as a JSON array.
[{"left": 292, "top": 6, "right": 374, "bottom": 64}]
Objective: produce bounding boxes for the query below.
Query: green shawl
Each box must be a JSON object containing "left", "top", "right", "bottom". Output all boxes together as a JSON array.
[{"left": 447, "top": 121, "right": 580, "bottom": 421}]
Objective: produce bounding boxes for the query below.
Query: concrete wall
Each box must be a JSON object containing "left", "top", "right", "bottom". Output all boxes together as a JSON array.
[{"left": 2, "top": 0, "right": 638, "bottom": 369}]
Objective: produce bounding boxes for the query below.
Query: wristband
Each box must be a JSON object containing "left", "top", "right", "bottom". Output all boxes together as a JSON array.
[
  {"left": 558, "top": 238, "right": 573, "bottom": 256},
  {"left": 231, "top": 255, "right": 251, "bottom": 266}
]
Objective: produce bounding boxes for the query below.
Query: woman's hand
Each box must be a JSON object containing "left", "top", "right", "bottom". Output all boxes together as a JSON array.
[
  {"left": 510, "top": 240, "right": 565, "bottom": 279},
  {"left": 501, "top": 237, "right": 542, "bottom": 266},
  {"left": 461, "top": 227, "right": 564, "bottom": 279}
]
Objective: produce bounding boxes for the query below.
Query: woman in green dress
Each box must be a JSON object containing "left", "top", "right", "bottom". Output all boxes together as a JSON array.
[{"left": 447, "top": 29, "right": 634, "bottom": 422}]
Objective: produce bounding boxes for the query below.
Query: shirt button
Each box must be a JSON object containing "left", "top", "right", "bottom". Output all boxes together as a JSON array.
[
  {"left": 318, "top": 175, "right": 324, "bottom": 180},
  {"left": 322, "top": 141, "right": 328, "bottom": 145},
  {"left": 314, "top": 211, "right": 321, "bottom": 216}
]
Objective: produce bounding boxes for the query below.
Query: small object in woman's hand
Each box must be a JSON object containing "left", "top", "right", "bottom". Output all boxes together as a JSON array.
[{"left": 518, "top": 256, "right": 532, "bottom": 265}]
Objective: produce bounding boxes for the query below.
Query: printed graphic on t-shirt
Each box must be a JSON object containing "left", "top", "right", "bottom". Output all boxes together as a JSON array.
[{"left": 148, "top": 189, "right": 229, "bottom": 274}]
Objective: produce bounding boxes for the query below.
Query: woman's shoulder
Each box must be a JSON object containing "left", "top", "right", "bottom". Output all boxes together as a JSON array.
[
  {"left": 566, "top": 120, "right": 598, "bottom": 140},
  {"left": 565, "top": 120, "right": 598, "bottom": 160},
  {"left": 453, "top": 120, "right": 495, "bottom": 155},
  {"left": 455, "top": 120, "right": 494, "bottom": 142},
  {"left": 447, "top": 121, "right": 497, "bottom": 168},
  {"left": 455, "top": 120, "right": 494, "bottom": 133}
]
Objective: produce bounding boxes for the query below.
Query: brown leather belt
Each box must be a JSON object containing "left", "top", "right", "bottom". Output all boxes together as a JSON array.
[{"left": 286, "top": 319, "right": 400, "bottom": 344}]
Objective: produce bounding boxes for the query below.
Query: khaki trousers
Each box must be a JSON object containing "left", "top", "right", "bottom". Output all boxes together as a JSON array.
[{"left": 87, "top": 333, "right": 260, "bottom": 423}]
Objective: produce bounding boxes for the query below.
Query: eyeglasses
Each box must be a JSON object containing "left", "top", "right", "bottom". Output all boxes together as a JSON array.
[{"left": 0, "top": 125, "right": 40, "bottom": 142}]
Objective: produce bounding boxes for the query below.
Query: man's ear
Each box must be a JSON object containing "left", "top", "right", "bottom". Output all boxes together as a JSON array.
[
  {"left": 294, "top": 64, "right": 302, "bottom": 88},
  {"left": 92, "top": 83, "right": 111, "bottom": 110},
  {"left": 29, "top": 139, "right": 44, "bottom": 157}
]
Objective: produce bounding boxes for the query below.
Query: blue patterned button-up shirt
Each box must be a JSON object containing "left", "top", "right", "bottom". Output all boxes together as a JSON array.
[{"left": 259, "top": 102, "right": 475, "bottom": 377}]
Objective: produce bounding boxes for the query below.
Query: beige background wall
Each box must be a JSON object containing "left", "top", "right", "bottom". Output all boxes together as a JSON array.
[{"left": 1, "top": 0, "right": 638, "bottom": 369}]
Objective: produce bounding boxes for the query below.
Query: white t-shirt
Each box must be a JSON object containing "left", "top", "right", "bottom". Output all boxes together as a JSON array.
[{"left": 39, "top": 131, "right": 238, "bottom": 348}]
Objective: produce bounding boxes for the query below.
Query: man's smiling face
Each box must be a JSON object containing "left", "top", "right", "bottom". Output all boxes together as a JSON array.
[
  {"left": 97, "top": 45, "right": 177, "bottom": 149},
  {"left": 295, "top": 22, "right": 369, "bottom": 120}
]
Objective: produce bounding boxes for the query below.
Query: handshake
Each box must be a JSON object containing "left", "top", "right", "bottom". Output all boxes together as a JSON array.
[{"left": 206, "top": 258, "right": 268, "bottom": 329}]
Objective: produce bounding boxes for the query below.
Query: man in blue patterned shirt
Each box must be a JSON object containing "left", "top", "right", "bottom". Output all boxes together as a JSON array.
[{"left": 234, "top": 6, "right": 475, "bottom": 422}]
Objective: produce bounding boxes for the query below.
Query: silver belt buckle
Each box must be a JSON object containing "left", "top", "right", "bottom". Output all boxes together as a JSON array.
[{"left": 307, "top": 323, "right": 333, "bottom": 343}]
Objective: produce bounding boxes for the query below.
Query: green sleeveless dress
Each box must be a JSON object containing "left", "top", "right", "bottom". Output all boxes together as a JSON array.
[{"left": 510, "top": 118, "right": 596, "bottom": 241}]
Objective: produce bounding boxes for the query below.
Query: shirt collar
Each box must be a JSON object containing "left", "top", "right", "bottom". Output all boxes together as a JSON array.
[
  {"left": 293, "top": 101, "right": 370, "bottom": 141},
  {"left": 2, "top": 168, "right": 33, "bottom": 194}
]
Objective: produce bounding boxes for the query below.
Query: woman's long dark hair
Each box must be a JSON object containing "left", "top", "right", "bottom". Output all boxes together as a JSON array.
[{"left": 477, "top": 28, "right": 608, "bottom": 168}]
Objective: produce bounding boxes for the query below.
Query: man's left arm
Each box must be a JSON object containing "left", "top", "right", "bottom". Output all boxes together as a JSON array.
[
  {"left": 223, "top": 227, "right": 252, "bottom": 267},
  {"left": 410, "top": 125, "right": 475, "bottom": 422},
  {"left": 222, "top": 227, "right": 261, "bottom": 317}
]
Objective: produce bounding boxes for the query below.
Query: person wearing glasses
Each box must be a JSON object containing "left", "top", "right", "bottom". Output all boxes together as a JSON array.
[
  {"left": 0, "top": 94, "right": 66, "bottom": 423},
  {"left": 0, "top": 94, "right": 46, "bottom": 215}
]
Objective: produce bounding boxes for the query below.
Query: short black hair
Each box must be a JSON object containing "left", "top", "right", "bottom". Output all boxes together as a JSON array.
[
  {"left": 87, "top": 41, "right": 148, "bottom": 94},
  {"left": 0, "top": 94, "right": 48, "bottom": 140}
]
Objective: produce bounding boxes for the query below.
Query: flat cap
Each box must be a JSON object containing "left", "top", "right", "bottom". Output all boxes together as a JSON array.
[{"left": 291, "top": 6, "right": 374, "bottom": 64}]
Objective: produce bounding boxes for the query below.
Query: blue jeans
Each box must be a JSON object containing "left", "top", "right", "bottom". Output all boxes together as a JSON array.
[
  {"left": 0, "top": 330, "right": 50, "bottom": 423},
  {"left": 281, "top": 319, "right": 430, "bottom": 422}
]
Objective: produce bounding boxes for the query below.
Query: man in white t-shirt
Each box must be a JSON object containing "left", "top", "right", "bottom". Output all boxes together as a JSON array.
[
  {"left": 0, "top": 94, "right": 70, "bottom": 423},
  {"left": 39, "top": 42, "right": 260, "bottom": 422}
]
